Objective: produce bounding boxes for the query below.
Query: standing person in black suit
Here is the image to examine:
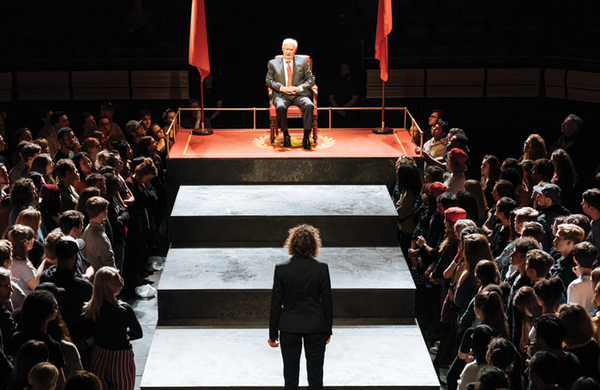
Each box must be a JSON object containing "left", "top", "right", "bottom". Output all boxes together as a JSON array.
[
  {"left": 268, "top": 224, "right": 333, "bottom": 390},
  {"left": 265, "top": 38, "right": 316, "bottom": 149}
]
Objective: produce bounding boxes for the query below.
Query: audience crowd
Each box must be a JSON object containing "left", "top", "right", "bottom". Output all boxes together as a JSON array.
[
  {"left": 398, "top": 112, "right": 600, "bottom": 390},
  {"left": 0, "top": 101, "right": 171, "bottom": 389},
  {"left": 0, "top": 102, "right": 598, "bottom": 390}
]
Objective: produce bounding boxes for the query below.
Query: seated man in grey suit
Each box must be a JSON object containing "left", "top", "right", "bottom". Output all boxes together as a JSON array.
[
  {"left": 266, "top": 38, "right": 316, "bottom": 149},
  {"left": 268, "top": 224, "right": 333, "bottom": 390}
]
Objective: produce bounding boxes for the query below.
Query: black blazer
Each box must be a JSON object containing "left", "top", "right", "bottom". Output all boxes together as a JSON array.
[{"left": 269, "top": 255, "right": 333, "bottom": 340}]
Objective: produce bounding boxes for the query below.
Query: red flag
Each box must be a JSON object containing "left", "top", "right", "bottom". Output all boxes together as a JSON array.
[
  {"left": 374, "top": 0, "right": 393, "bottom": 82},
  {"left": 189, "top": 0, "right": 210, "bottom": 81}
]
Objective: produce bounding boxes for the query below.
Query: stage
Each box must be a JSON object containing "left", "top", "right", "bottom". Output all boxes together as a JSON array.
[
  {"left": 169, "top": 127, "right": 419, "bottom": 159},
  {"left": 166, "top": 127, "right": 420, "bottom": 212}
]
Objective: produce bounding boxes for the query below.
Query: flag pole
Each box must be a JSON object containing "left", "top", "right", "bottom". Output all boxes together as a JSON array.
[
  {"left": 190, "top": 0, "right": 212, "bottom": 135},
  {"left": 372, "top": 0, "right": 393, "bottom": 134}
]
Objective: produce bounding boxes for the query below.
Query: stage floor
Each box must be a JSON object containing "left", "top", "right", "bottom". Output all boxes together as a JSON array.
[{"left": 169, "top": 128, "right": 419, "bottom": 159}]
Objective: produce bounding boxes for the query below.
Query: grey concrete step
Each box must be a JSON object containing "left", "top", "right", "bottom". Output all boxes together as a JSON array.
[
  {"left": 140, "top": 324, "right": 439, "bottom": 390},
  {"left": 157, "top": 247, "right": 414, "bottom": 324},
  {"left": 169, "top": 185, "right": 398, "bottom": 247}
]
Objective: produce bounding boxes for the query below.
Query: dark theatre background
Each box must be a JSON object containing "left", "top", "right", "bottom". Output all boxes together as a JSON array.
[{"left": 1, "top": 0, "right": 600, "bottom": 166}]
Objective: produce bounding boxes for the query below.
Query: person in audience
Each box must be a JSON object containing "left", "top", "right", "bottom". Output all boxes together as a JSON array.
[
  {"left": 32, "top": 138, "right": 49, "bottom": 156},
  {"left": 124, "top": 158, "right": 158, "bottom": 288},
  {"left": 551, "top": 148, "right": 577, "bottom": 211},
  {"left": 0, "top": 164, "right": 9, "bottom": 197},
  {"left": 526, "top": 250, "right": 555, "bottom": 285},
  {"left": 25, "top": 362, "right": 59, "bottom": 390},
  {"left": 55, "top": 159, "right": 80, "bottom": 212},
  {"left": 531, "top": 158, "right": 555, "bottom": 187},
  {"left": 38, "top": 185, "right": 61, "bottom": 237},
  {"left": 485, "top": 337, "right": 523, "bottom": 390},
  {"left": 568, "top": 242, "right": 598, "bottom": 313},
  {"left": 474, "top": 287, "right": 510, "bottom": 338},
  {"left": 534, "top": 277, "right": 565, "bottom": 315},
  {"left": 75, "top": 187, "right": 101, "bottom": 227},
  {"left": 489, "top": 197, "right": 518, "bottom": 258},
  {"left": 46, "top": 111, "right": 70, "bottom": 158},
  {"left": 519, "top": 159, "right": 534, "bottom": 206},
  {"left": 591, "top": 282, "right": 600, "bottom": 344},
  {"left": 496, "top": 207, "right": 539, "bottom": 282},
  {"left": 0, "top": 266, "right": 16, "bottom": 341},
  {"left": 558, "top": 303, "right": 600, "bottom": 380},
  {"left": 125, "top": 120, "right": 145, "bottom": 157},
  {"left": 512, "top": 286, "right": 542, "bottom": 353},
  {"left": 16, "top": 209, "right": 44, "bottom": 268},
  {"left": 8, "top": 178, "right": 37, "bottom": 226},
  {"left": 521, "top": 134, "right": 547, "bottom": 162},
  {"left": 528, "top": 314, "right": 580, "bottom": 390},
  {"left": 582, "top": 189, "right": 600, "bottom": 247},
  {"left": 65, "top": 371, "right": 102, "bottom": 390},
  {"left": 444, "top": 148, "right": 468, "bottom": 194},
  {"left": 149, "top": 123, "right": 167, "bottom": 164},
  {"left": 30, "top": 154, "right": 55, "bottom": 185},
  {"left": 454, "top": 324, "right": 497, "bottom": 390},
  {"left": 83, "top": 174, "right": 106, "bottom": 197},
  {"left": 548, "top": 114, "right": 585, "bottom": 163},
  {"left": 81, "top": 138, "right": 102, "bottom": 171},
  {"left": 480, "top": 155, "right": 501, "bottom": 208},
  {"left": 474, "top": 366, "right": 509, "bottom": 390},
  {"left": 565, "top": 213, "right": 592, "bottom": 239},
  {"left": 72, "top": 152, "right": 94, "bottom": 195},
  {"left": 37, "top": 228, "right": 62, "bottom": 273},
  {"left": 84, "top": 266, "right": 142, "bottom": 390},
  {"left": 77, "top": 112, "right": 98, "bottom": 144},
  {"left": 8, "top": 290, "right": 66, "bottom": 387},
  {"left": 395, "top": 162, "right": 422, "bottom": 258},
  {"left": 551, "top": 223, "right": 585, "bottom": 288},
  {"left": 52, "top": 127, "right": 77, "bottom": 164},
  {"left": 99, "top": 102, "right": 126, "bottom": 143},
  {"left": 82, "top": 196, "right": 115, "bottom": 275},
  {"left": 416, "top": 120, "right": 449, "bottom": 168},
  {"left": 58, "top": 211, "right": 93, "bottom": 281},
  {"left": 39, "top": 236, "right": 93, "bottom": 362},
  {"left": 7, "top": 225, "right": 38, "bottom": 295},
  {"left": 0, "top": 239, "right": 26, "bottom": 309},
  {"left": 534, "top": 183, "right": 571, "bottom": 250},
  {"left": 103, "top": 174, "right": 129, "bottom": 270},
  {"left": 9, "top": 340, "right": 49, "bottom": 390},
  {"left": 571, "top": 377, "right": 600, "bottom": 390},
  {"left": 528, "top": 351, "right": 561, "bottom": 390},
  {"left": 10, "top": 142, "right": 41, "bottom": 185}
]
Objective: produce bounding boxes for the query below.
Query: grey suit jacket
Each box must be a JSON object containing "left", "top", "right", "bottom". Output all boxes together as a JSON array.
[{"left": 266, "top": 55, "right": 315, "bottom": 99}]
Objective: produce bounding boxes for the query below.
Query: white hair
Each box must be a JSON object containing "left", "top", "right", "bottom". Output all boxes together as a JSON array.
[{"left": 282, "top": 38, "right": 298, "bottom": 49}]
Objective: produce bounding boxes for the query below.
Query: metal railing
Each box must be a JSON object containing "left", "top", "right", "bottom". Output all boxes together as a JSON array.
[{"left": 165, "top": 106, "right": 425, "bottom": 156}]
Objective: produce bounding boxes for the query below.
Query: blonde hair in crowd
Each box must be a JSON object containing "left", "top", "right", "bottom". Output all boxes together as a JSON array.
[{"left": 83, "top": 266, "right": 123, "bottom": 321}]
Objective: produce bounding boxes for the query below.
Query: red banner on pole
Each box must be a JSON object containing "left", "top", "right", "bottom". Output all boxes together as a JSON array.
[
  {"left": 189, "top": 0, "right": 211, "bottom": 81},
  {"left": 374, "top": 0, "right": 393, "bottom": 82}
]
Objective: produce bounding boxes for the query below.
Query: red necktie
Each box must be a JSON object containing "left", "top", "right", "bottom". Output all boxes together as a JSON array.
[{"left": 286, "top": 61, "right": 292, "bottom": 87}]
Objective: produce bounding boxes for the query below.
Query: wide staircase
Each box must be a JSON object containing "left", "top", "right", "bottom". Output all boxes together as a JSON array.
[{"left": 140, "top": 179, "right": 439, "bottom": 388}]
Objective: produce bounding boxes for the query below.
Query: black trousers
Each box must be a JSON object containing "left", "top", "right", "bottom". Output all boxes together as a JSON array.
[
  {"left": 274, "top": 94, "right": 314, "bottom": 133},
  {"left": 280, "top": 332, "right": 329, "bottom": 390}
]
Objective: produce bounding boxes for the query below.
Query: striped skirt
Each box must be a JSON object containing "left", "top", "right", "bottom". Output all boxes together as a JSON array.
[{"left": 90, "top": 344, "right": 136, "bottom": 390}]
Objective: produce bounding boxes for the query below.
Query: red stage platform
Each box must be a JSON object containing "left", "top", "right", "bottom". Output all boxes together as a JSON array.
[{"left": 168, "top": 128, "right": 419, "bottom": 159}]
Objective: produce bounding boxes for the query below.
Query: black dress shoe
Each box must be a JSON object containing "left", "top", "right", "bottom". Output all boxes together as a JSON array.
[
  {"left": 283, "top": 135, "right": 291, "bottom": 147},
  {"left": 302, "top": 138, "right": 311, "bottom": 150}
]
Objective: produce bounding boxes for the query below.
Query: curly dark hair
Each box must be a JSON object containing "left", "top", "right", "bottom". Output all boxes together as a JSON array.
[
  {"left": 10, "top": 178, "right": 35, "bottom": 209},
  {"left": 17, "top": 290, "right": 57, "bottom": 335},
  {"left": 285, "top": 224, "right": 322, "bottom": 259}
]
